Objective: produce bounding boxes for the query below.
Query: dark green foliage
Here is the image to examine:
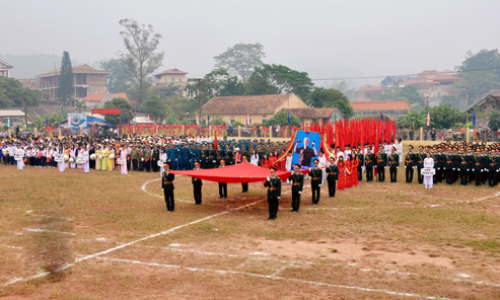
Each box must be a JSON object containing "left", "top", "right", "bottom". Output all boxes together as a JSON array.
[
  {"left": 102, "top": 98, "right": 135, "bottom": 124},
  {"left": 57, "top": 51, "right": 73, "bottom": 105}
]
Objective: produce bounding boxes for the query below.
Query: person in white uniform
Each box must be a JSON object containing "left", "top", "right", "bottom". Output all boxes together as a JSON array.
[
  {"left": 423, "top": 152, "right": 434, "bottom": 189},
  {"left": 15, "top": 144, "right": 25, "bottom": 170},
  {"left": 317, "top": 149, "right": 328, "bottom": 186},
  {"left": 81, "top": 145, "right": 90, "bottom": 173},
  {"left": 57, "top": 146, "right": 65, "bottom": 172}
]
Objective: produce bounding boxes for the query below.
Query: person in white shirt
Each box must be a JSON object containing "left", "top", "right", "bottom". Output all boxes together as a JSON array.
[
  {"left": 336, "top": 146, "right": 344, "bottom": 163},
  {"left": 317, "top": 149, "right": 328, "bottom": 186},
  {"left": 395, "top": 138, "right": 403, "bottom": 163},
  {"left": 8, "top": 143, "right": 16, "bottom": 165},
  {"left": 423, "top": 152, "right": 434, "bottom": 189},
  {"left": 15, "top": 144, "right": 25, "bottom": 170},
  {"left": 250, "top": 150, "right": 259, "bottom": 166},
  {"left": 56, "top": 146, "right": 65, "bottom": 172}
]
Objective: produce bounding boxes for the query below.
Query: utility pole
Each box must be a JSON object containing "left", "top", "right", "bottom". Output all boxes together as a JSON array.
[{"left": 198, "top": 78, "right": 202, "bottom": 130}]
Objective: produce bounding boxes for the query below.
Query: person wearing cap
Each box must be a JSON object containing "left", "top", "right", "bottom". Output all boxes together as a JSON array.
[
  {"left": 309, "top": 159, "right": 322, "bottom": 204},
  {"left": 376, "top": 145, "right": 388, "bottom": 182},
  {"left": 487, "top": 148, "right": 498, "bottom": 187},
  {"left": 152, "top": 144, "right": 160, "bottom": 173},
  {"left": 144, "top": 145, "right": 152, "bottom": 172},
  {"left": 472, "top": 148, "right": 483, "bottom": 186},
  {"left": 264, "top": 166, "right": 281, "bottom": 220},
  {"left": 162, "top": 162, "right": 175, "bottom": 212},
  {"left": 405, "top": 145, "right": 416, "bottom": 183},
  {"left": 289, "top": 164, "right": 304, "bottom": 211},
  {"left": 458, "top": 147, "right": 469, "bottom": 185},
  {"left": 218, "top": 159, "right": 227, "bottom": 199},
  {"left": 356, "top": 147, "right": 364, "bottom": 182},
  {"left": 15, "top": 143, "right": 25, "bottom": 170},
  {"left": 325, "top": 157, "right": 338, "bottom": 197},
  {"left": 423, "top": 151, "right": 434, "bottom": 189},
  {"left": 192, "top": 161, "right": 203, "bottom": 204},
  {"left": 444, "top": 147, "right": 455, "bottom": 185},
  {"left": 364, "top": 146, "right": 374, "bottom": 182},
  {"left": 241, "top": 155, "right": 249, "bottom": 192},
  {"left": 481, "top": 147, "right": 489, "bottom": 185},
  {"left": 388, "top": 146, "right": 399, "bottom": 182},
  {"left": 130, "top": 145, "right": 139, "bottom": 171},
  {"left": 467, "top": 146, "right": 475, "bottom": 183},
  {"left": 416, "top": 146, "right": 425, "bottom": 184}
]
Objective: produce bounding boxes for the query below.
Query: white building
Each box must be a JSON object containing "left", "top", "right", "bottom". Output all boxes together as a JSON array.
[{"left": 0, "top": 59, "right": 13, "bottom": 78}]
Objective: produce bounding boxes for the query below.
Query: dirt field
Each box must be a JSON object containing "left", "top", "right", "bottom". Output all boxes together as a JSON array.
[{"left": 1, "top": 162, "right": 500, "bottom": 299}]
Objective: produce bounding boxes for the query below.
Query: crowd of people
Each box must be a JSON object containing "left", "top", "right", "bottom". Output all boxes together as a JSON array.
[{"left": 2, "top": 134, "right": 498, "bottom": 220}]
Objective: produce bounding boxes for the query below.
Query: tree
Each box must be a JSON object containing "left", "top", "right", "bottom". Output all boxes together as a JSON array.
[
  {"left": 100, "top": 58, "right": 133, "bottom": 93},
  {"left": 488, "top": 111, "right": 500, "bottom": 131},
  {"left": 102, "top": 98, "right": 135, "bottom": 125},
  {"left": 214, "top": 43, "right": 265, "bottom": 81},
  {"left": 119, "top": 19, "right": 164, "bottom": 104},
  {"left": 265, "top": 110, "right": 300, "bottom": 127},
  {"left": 0, "top": 77, "right": 39, "bottom": 108},
  {"left": 455, "top": 49, "right": 500, "bottom": 97},
  {"left": 186, "top": 69, "right": 245, "bottom": 103},
  {"left": 75, "top": 101, "right": 86, "bottom": 113},
  {"left": 245, "top": 64, "right": 314, "bottom": 101},
  {"left": 325, "top": 80, "right": 356, "bottom": 100},
  {"left": 210, "top": 118, "right": 226, "bottom": 126},
  {"left": 309, "top": 87, "right": 354, "bottom": 118},
  {"left": 423, "top": 105, "right": 465, "bottom": 129},
  {"left": 139, "top": 94, "right": 167, "bottom": 123},
  {"left": 58, "top": 51, "right": 74, "bottom": 106}
]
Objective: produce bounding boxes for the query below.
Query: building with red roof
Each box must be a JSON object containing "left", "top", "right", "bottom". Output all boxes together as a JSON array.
[
  {"left": 350, "top": 100, "right": 411, "bottom": 119},
  {"left": 82, "top": 92, "right": 129, "bottom": 108}
]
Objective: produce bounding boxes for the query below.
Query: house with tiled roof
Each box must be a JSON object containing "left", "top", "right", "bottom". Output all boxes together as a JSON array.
[
  {"left": 154, "top": 68, "right": 188, "bottom": 97},
  {"left": 350, "top": 100, "right": 411, "bottom": 119},
  {"left": 37, "top": 64, "right": 109, "bottom": 103},
  {"left": 465, "top": 90, "right": 500, "bottom": 128},
  {"left": 202, "top": 93, "right": 308, "bottom": 125},
  {"left": 0, "top": 59, "right": 13, "bottom": 78},
  {"left": 82, "top": 92, "right": 129, "bottom": 108}
]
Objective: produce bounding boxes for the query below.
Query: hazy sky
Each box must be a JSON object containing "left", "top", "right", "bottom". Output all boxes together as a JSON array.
[{"left": 2, "top": 0, "right": 500, "bottom": 82}]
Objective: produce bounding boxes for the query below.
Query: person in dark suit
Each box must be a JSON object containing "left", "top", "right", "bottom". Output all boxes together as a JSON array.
[
  {"left": 294, "top": 137, "right": 317, "bottom": 166},
  {"left": 264, "top": 167, "right": 281, "bottom": 220},
  {"left": 152, "top": 145, "right": 160, "bottom": 172},
  {"left": 241, "top": 155, "right": 249, "bottom": 192},
  {"left": 288, "top": 164, "right": 304, "bottom": 212},
  {"left": 162, "top": 162, "right": 175, "bottom": 211},
  {"left": 218, "top": 159, "right": 227, "bottom": 198},
  {"left": 325, "top": 157, "right": 338, "bottom": 197},
  {"left": 309, "top": 159, "right": 322, "bottom": 204},
  {"left": 192, "top": 161, "right": 203, "bottom": 204}
]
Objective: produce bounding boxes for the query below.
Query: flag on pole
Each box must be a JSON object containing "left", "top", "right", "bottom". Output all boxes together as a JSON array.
[
  {"left": 46, "top": 117, "right": 49, "bottom": 127},
  {"left": 287, "top": 112, "right": 291, "bottom": 126},
  {"left": 68, "top": 116, "right": 71, "bottom": 128},
  {"left": 472, "top": 112, "right": 476, "bottom": 127},
  {"left": 426, "top": 112, "right": 430, "bottom": 127},
  {"left": 208, "top": 114, "right": 210, "bottom": 126},
  {"left": 246, "top": 114, "right": 250, "bottom": 125},
  {"left": 147, "top": 115, "right": 150, "bottom": 124},
  {"left": 122, "top": 114, "right": 125, "bottom": 124},
  {"left": 380, "top": 113, "right": 384, "bottom": 121},
  {"left": 7, "top": 117, "right": 10, "bottom": 128}
]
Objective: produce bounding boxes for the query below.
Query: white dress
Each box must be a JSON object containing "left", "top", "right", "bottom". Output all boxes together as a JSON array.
[
  {"left": 318, "top": 154, "right": 328, "bottom": 183},
  {"left": 250, "top": 154, "right": 259, "bottom": 166},
  {"left": 423, "top": 157, "right": 434, "bottom": 188},
  {"left": 57, "top": 149, "right": 65, "bottom": 172},
  {"left": 15, "top": 148, "right": 25, "bottom": 170}
]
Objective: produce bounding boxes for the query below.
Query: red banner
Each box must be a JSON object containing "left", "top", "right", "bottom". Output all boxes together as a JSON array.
[{"left": 92, "top": 108, "right": 121, "bottom": 115}]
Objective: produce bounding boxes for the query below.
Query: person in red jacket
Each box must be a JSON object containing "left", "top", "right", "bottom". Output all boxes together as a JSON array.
[
  {"left": 337, "top": 156, "right": 346, "bottom": 190},
  {"left": 261, "top": 154, "right": 270, "bottom": 168},
  {"left": 268, "top": 152, "right": 277, "bottom": 169}
]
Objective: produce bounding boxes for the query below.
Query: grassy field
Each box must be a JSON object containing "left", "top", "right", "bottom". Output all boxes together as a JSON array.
[{"left": 1, "top": 159, "right": 500, "bottom": 300}]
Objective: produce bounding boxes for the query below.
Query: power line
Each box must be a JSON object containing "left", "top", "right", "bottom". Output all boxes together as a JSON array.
[{"left": 310, "top": 66, "right": 500, "bottom": 81}]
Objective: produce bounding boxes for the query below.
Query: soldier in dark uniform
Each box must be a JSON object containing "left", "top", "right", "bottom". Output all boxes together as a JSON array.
[
  {"left": 241, "top": 155, "right": 249, "bottom": 192},
  {"left": 405, "top": 145, "right": 416, "bottom": 183},
  {"left": 264, "top": 167, "right": 282, "bottom": 220},
  {"left": 445, "top": 147, "right": 455, "bottom": 185},
  {"left": 388, "top": 146, "right": 399, "bottom": 182},
  {"left": 376, "top": 145, "right": 387, "bottom": 182},
  {"left": 207, "top": 144, "right": 215, "bottom": 169},
  {"left": 192, "top": 161, "right": 203, "bottom": 204},
  {"left": 201, "top": 144, "right": 208, "bottom": 169},
  {"left": 487, "top": 148, "right": 498, "bottom": 187},
  {"left": 458, "top": 147, "right": 469, "bottom": 185},
  {"left": 162, "top": 162, "right": 175, "bottom": 211},
  {"left": 467, "top": 146, "right": 475, "bottom": 183},
  {"left": 218, "top": 159, "right": 227, "bottom": 198},
  {"left": 131, "top": 145, "right": 139, "bottom": 171},
  {"left": 289, "top": 164, "right": 304, "bottom": 212},
  {"left": 482, "top": 147, "right": 489, "bottom": 185},
  {"left": 473, "top": 148, "right": 482, "bottom": 186},
  {"left": 216, "top": 146, "right": 225, "bottom": 167},
  {"left": 365, "top": 146, "right": 375, "bottom": 182},
  {"left": 325, "top": 157, "right": 338, "bottom": 197},
  {"left": 417, "top": 146, "right": 425, "bottom": 184},
  {"left": 356, "top": 147, "right": 364, "bottom": 181},
  {"left": 309, "top": 159, "right": 322, "bottom": 204},
  {"left": 151, "top": 145, "right": 160, "bottom": 172}
]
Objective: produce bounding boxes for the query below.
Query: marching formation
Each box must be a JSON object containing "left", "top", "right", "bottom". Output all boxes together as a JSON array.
[{"left": 2, "top": 135, "right": 498, "bottom": 221}]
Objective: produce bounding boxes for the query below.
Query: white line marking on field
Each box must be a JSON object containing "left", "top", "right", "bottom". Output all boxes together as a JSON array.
[
  {"left": 94, "top": 257, "right": 457, "bottom": 300},
  {"left": 469, "top": 191, "right": 500, "bottom": 203},
  {"left": 74, "top": 199, "right": 264, "bottom": 264},
  {"left": 27, "top": 213, "right": 74, "bottom": 221},
  {"left": 169, "top": 243, "right": 183, "bottom": 247},
  {"left": 0, "top": 244, "right": 22, "bottom": 250},
  {"left": 250, "top": 251, "right": 269, "bottom": 256},
  {"left": 22, "top": 228, "right": 75, "bottom": 236}
]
